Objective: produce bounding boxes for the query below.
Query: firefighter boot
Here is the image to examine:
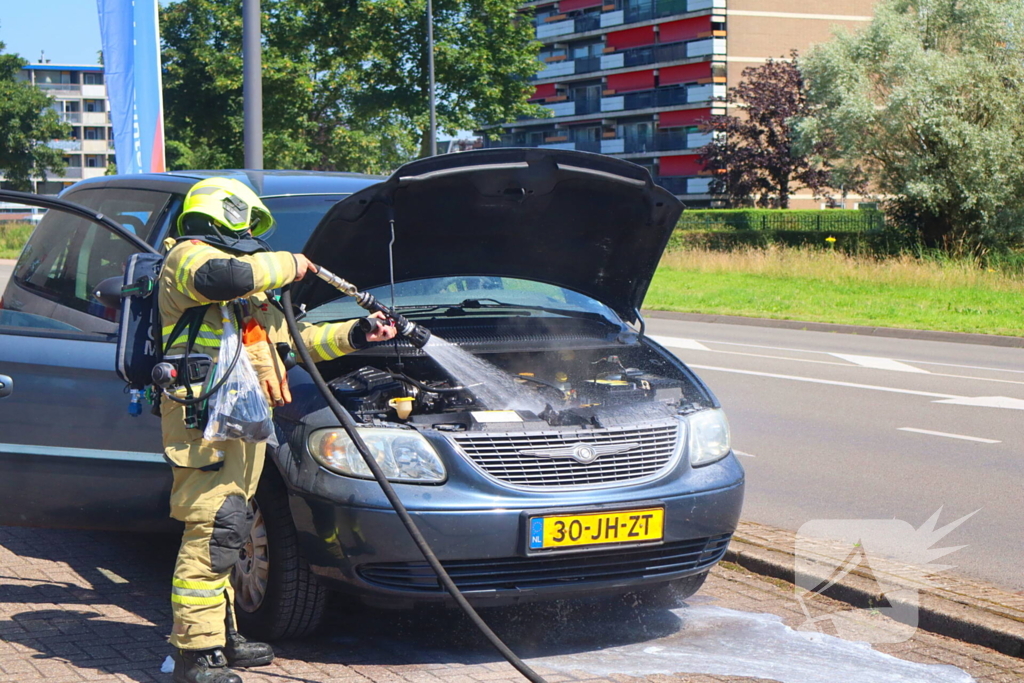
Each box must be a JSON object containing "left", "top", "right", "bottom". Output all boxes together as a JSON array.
[
  {"left": 224, "top": 631, "right": 275, "bottom": 668},
  {"left": 171, "top": 648, "right": 242, "bottom": 683}
]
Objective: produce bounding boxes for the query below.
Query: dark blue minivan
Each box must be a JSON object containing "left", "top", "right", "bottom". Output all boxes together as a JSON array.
[{"left": 0, "top": 149, "right": 744, "bottom": 640}]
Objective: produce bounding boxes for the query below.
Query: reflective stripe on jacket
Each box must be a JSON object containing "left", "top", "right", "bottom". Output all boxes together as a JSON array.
[{"left": 158, "top": 238, "right": 360, "bottom": 366}]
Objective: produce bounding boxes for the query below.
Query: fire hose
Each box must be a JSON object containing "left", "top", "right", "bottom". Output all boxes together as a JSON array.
[{"left": 280, "top": 269, "right": 547, "bottom": 683}]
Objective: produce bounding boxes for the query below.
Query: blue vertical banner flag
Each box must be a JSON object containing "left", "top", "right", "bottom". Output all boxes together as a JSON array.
[{"left": 97, "top": 0, "right": 166, "bottom": 174}]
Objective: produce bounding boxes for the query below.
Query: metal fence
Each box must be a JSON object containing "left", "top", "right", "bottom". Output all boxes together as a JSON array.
[{"left": 678, "top": 210, "right": 886, "bottom": 233}]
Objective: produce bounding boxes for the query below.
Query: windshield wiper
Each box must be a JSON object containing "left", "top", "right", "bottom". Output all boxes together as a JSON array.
[{"left": 424, "top": 298, "right": 613, "bottom": 324}]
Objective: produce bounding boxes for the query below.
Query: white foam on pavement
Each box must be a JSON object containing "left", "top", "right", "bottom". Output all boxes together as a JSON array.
[{"left": 527, "top": 606, "right": 974, "bottom": 683}]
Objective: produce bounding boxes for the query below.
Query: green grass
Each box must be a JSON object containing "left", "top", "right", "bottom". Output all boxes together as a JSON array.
[
  {"left": 0, "top": 223, "right": 32, "bottom": 260},
  {"left": 645, "top": 246, "right": 1024, "bottom": 336}
]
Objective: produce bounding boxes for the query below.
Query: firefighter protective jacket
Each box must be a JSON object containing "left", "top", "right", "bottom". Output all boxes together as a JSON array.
[{"left": 158, "top": 237, "right": 362, "bottom": 388}]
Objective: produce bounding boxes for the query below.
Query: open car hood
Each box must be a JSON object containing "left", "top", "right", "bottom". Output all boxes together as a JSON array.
[{"left": 295, "top": 148, "right": 683, "bottom": 323}]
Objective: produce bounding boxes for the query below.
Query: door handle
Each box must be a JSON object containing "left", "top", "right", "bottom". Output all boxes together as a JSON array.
[{"left": 0, "top": 375, "right": 12, "bottom": 398}]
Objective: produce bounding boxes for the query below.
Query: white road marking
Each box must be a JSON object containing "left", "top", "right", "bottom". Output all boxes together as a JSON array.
[
  {"left": 897, "top": 428, "right": 1001, "bottom": 444},
  {"left": 688, "top": 363, "right": 1024, "bottom": 412},
  {"left": 830, "top": 353, "right": 930, "bottom": 374},
  {"left": 733, "top": 450, "right": 757, "bottom": 458},
  {"left": 679, "top": 337, "right": 1024, "bottom": 376},
  {"left": 649, "top": 335, "right": 710, "bottom": 351},
  {"left": 686, "top": 364, "right": 959, "bottom": 399},
  {"left": 656, "top": 340, "right": 1024, "bottom": 387},
  {"left": 932, "top": 396, "right": 1024, "bottom": 410}
]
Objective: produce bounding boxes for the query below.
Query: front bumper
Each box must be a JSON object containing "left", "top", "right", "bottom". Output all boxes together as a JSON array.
[{"left": 288, "top": 476, "right": 744, "bottom": 608}]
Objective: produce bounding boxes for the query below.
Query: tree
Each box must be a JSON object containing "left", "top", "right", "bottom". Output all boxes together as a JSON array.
[
  {"left": 0, "top": 38, "right": 69, "bottom": 190},
  {"left": 800, "top": 0, "right": 1024, "bottom": 250},
  {"left": 160, "top": 0, "right": 544, "bottom": 173},
  {"left": 699, "top": 52, "right": 836, "bottom": 209}
]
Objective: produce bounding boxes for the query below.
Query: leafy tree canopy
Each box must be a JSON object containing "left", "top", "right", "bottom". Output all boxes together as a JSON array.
[
  {"left": 800, "top": 0, "right": 1024, "bottom": 250},
  {"left": 699, "top": 52, "right": 838, "bottom": 209},
  {"left": 161, "top": 0, "right": 544, "bottom": 174},
  {"left": 0, "top": 37, "right": 69, "bottom": 190}
]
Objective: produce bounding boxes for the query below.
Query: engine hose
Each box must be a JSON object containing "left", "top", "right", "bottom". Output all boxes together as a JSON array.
[
  {"left": 395, "top": 371, "right": 465, "bottom": 395},
  {"left": 280, "top": 287, "right": 547, "bottom": 683}
]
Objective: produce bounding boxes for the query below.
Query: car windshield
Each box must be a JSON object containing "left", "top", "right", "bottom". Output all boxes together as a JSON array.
[
  {"left": 304, "top": 276, "right": 619, "bottom": 324},
  {"left": 260, "top": 195, "right": 348, "bottom": 253}
]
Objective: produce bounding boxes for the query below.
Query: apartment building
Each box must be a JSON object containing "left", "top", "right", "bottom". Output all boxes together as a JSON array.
[
  {"left": 482, "top": 0, "right": 875, "bottom": 206},
  {"left": 7, "top": 63, "right": 114, "bottom": 194}
]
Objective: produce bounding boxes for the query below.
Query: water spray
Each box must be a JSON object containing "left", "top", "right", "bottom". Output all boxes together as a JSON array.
[
  {"left": 312, "top": 265, "right": 432, "bottom": 348},
  {"left": 281, "top": 280, "right": 546, "bottom": 683}
]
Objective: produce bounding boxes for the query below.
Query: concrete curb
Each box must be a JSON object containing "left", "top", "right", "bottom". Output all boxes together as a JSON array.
[
  {"left": 725, "top": 521, "right": 1024, "bottom": 658},
  {"left": 642, "top": 309, "right": 1024, "bottom": 348}
]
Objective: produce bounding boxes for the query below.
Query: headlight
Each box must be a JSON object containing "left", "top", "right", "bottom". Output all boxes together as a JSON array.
[
  {"left": 308, "top": 427, "right": 446, "bottom": 483},
  {"left": 688, "top": 408, "right": 731, "bottom": 467}
]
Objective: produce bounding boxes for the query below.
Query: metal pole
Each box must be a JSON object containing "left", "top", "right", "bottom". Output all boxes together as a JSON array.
[
  {"left": 427, "top": 0, "right": 437, "bottom": 156},
  {"left": 243, "top": 0, "right": 264, "bottom": 169}
]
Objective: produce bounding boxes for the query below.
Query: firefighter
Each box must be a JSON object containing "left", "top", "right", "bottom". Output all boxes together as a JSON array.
[{"left": 159, "top": 177, "right": 395, "bottom": 683}]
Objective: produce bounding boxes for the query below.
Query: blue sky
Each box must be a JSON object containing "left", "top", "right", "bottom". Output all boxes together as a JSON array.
[
  {"left": 2, "top": 1, "right": 103, "bottom": 65},
  {"left": 0, "top": 0, "right": 177, "bottom": 66}
]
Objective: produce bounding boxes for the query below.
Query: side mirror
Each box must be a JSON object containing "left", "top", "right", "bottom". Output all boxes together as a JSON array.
[{"left": 93, "top": 276, "right": 124, "bottom": 309}]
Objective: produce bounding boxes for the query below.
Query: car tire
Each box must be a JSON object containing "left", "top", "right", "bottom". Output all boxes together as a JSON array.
[
  {"left": 233, "top": 467, "right": 327, "bottom": 640},
  {"left": 624, "top": 570, "right": 709, "bottom": 608}
]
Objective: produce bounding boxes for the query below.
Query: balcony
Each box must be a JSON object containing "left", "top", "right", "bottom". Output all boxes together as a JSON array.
[
  {"left": 82, "top": 111, "right": 108, "bottom": 126},
  {"left": 613, "top": 130, "right": 714, "bottom": 154},
  {"left": 82, "top": 84, "right": 106, "bottom": 98},
  {"left": 655, "top": 176, "right": 712, "bottom": 195},
  {"left": 36, "top": 83, "right": 82, "bottom": 98},
  {"left": 600, "top": 83, "right": 725, "bottom": 113},
  {"left": 485, "top": 130, "right": 711, "bottom": 156},
  {"left": 48, "top": 139, "right": 82, "bottom": 152},
  {"left": 82, "top": 139, "right": 112, "bottom": 154},
  {"left": 59, "top": 112, "right": 82, "bottom": 124},
  {"left": 535, "top": 0, "right": 725, "bottom": 40},
  {"left": 542, "top": 96, "right": 603, "bottom": 117},
  {"left": 535, "top": 40, "right": 710, "bottom": 80}
]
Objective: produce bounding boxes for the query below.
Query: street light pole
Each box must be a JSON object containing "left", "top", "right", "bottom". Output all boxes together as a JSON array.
[
  {"left": 427, "top": 0, "right": 437, "bottom": 156},
  {"left": 243, "top": 0, "right": 264, "bottom": 169}
]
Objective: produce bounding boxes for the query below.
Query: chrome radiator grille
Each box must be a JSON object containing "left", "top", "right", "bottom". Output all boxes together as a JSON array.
[{"left": 449, "top": 419, "right": 682, "bottom": 488}]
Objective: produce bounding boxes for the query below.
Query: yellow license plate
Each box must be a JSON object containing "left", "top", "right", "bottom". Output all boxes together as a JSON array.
[{"left": 528, "top": 507, "right": 664, "bottom": 550}]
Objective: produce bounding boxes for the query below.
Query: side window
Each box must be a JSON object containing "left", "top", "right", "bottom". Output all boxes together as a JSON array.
[{"left": 1, "top": 188, "right": 170, "bottom": 338}]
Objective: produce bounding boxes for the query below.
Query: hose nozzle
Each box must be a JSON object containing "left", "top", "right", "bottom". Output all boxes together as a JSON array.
[{"left": 313, "top": 265, "right": 432, "bottom": 349}]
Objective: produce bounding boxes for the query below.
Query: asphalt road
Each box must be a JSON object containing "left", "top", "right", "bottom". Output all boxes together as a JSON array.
[
  {"left": 1, "top": 255, "right": 1017, "bottom": 591},
  {"left": 0, "top": 260, "right": 13, "bottom": 292},
  {"left": 647, "top": 316, "right": 1024, "bottom": 591}
]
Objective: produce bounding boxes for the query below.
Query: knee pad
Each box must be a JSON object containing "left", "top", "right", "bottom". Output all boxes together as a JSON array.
[{"left": 210, "top": 495, "right": 255, "bottom": 573}]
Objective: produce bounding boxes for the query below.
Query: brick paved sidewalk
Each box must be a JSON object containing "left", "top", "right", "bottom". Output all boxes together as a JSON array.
[{"left": 1, "top": 526, "right": 1022, "bottom": 683}]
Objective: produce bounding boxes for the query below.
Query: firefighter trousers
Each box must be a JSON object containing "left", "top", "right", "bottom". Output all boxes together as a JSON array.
[{"left": 162, "top": 401, "right": 266, "bottom": 651}]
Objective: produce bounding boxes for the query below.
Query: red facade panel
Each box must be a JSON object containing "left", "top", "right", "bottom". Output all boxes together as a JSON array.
[
  {"left": 660, "top": 154, "right": 704, "bottom": 176},
  {"left": 559, "top": 0, "right": 602, "bottom": 11},
  {"left": 606, "top": 26, "right": 656, "bottom": 49},
  {"left": 607, "top": 69, "right": 655, "bottom": 93},
  {"left": 660, "top": 62, "right": 712, "bottom": 86},
  {"left": 530, "top": 83, "right": 558, "bottom": 100},
  {"left": 658, "top": 15, "right": 712, "bottom": 43},
  {"left": 659, "top": 108, "right": 712, "bottom": 128}
]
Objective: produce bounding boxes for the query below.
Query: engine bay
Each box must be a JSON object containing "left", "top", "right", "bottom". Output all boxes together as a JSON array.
[{"left": 324, "top": 342, "right": 711, "bottom": 432}]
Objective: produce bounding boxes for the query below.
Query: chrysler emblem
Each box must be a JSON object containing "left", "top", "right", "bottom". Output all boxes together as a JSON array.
[{"left": 520, "top": 442, "right": 640, "bottom": 464}]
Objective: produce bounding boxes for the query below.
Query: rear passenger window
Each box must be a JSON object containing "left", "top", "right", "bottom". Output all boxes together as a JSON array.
[{"left": 2, "top": 188, "right": 170, "bottom": 337}]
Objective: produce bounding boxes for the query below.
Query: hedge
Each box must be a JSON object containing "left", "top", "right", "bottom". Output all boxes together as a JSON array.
[
  {"left": 677, "top": 209, "right": 885, "bottom": 233},
  {"left": 666, "top": 229, "right": 908, "bottom": 254}
]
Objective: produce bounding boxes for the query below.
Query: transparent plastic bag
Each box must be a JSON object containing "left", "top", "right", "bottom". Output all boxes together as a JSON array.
[{"left": 203, "top": 306, "right": 278, "bottom": 446}]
